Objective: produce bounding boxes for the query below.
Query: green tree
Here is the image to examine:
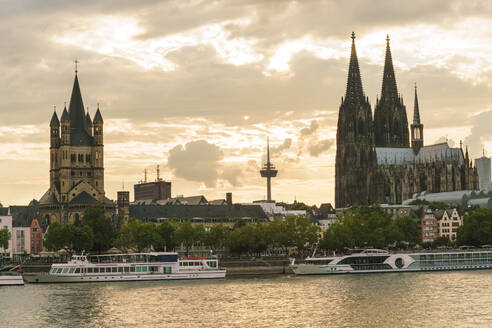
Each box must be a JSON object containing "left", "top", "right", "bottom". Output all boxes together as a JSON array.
[
  {"left": 156, "top": 221, "right": 177, "bottom": 251},
  {"left": 70, "top": 225, "right": 94, "bottom": 252},
  {"left": 117, "top": 219, "right": 139, "bottom": 251},
  {"left": 175, "top": 221, "right": 201, "bottom": 255},
  {"left": 227, "top": 224, "right": 256, "bottom": 255},
  {"left": 457, "top": 208, "right": 492, "bottom": 246},
  {"left": 135, "top": 222, "right": 160, "bottom": 251},
  {"left": 81, "top": 207, "right": 115, "bottom": 252},
  {"left": 44, "top": 222, "right": 69, "bottom": 251},
  {"left": 204, "top": 224, "right": 228, "bottom": 252},
  {"left": 0, "top": 228, "right": 10, "bottom": 250},
  {"left": 388, "top": 216, "right": 420, "bottom": 247}
]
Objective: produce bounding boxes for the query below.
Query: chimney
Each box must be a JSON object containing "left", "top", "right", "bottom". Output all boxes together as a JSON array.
[{"left": 226, "top": 192, "right": 232, "bottom": 206}]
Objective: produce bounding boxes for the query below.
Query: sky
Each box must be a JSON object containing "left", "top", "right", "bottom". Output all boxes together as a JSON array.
[{"left": 2, "top": 0, "right": 492, "bottom": 207}]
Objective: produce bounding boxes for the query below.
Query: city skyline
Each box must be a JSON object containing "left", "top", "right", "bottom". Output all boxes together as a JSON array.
[{"left": 3, "top": 1, "right": 492, "bottom": 206}]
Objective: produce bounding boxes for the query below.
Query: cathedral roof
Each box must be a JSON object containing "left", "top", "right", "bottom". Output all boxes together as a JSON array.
[
  {"left": 50, "top": 111, "right": 60, "bottom": 127},
  {"left": 375, "top": 142, "right": 464, "bottom": 165},
  {"left": 68, "top": 74, "right": 93, "bottom": 147}
]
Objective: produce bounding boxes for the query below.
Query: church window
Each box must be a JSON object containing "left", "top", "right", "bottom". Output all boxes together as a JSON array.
[
  {"left": 71, "top": 154, "right": 76, "bottom": 162},
  {"left": 78, "top": 154, "right": 83, "bottom": 162},
  {"left": 86, "top": 154, "right": 91, "bottom": 162},
  {"left": 80, "top": 172, "right": 82, "bottom": 176}
]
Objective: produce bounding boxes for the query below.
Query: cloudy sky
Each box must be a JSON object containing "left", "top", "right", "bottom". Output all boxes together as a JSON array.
[{"left": 2, "top": 0, "right": 492, "bottom": 206}]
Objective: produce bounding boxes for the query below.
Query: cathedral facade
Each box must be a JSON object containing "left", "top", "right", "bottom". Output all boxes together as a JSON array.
[
  {"left": 38, "top": 73, "right": 114, "bottom": 224},
  {"left": 335, "top": 33, "right": 478, "bottom": 208}
]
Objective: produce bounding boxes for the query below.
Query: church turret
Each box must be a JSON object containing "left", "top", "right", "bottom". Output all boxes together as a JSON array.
[
  {"left": 60, "top": 104, "right": 70, "bottom": 145},
  {"left": 93, "top": 104, "right": 104, "bottom": 193},
  {"left": 86, "top": 109, "right": 93, "bottom": 137},
  {"left": 374, "top": 35, "right": 409, "bottom": 148},
  {"left": 411, "top": 84, "right": 424, "bottom": 154},
  {"left": 335, "top": 32, "right": 379, "bottom": 208},
  {"left": 50, "top": 109, "right": 60, "bottom": 148}
]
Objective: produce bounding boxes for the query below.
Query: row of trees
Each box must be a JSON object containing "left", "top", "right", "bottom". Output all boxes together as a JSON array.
[
  {"left": 45, "top": 207, "right": 114, "bottom": 253},
  {"left": 43, "top": 205, "right": 492, "bottom": 256},
  {"left": 457, "top": 208, "right": 492, "bottom": 246},
  {"left": 116, "top": 216, "right": 320, "bottom": 256},
  {"left": 44, "top": 208, "right": 320, "bottom": 256},
  {"left": 319, "top": 205, "right": 420, "bottom": 251}
]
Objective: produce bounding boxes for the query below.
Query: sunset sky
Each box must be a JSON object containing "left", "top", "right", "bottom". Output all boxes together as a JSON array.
[{"left": 2, "top": 0, "right": 492, "bottom": 206}]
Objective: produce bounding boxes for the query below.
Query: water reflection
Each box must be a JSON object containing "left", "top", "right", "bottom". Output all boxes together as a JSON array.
[{"left": 1, "top": 272, "right": 492, "bottom": 327}]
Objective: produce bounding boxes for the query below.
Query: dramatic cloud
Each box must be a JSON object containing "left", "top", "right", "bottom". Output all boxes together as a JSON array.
[
  {"left": 300, "top": 120, "right": 319, "bottom": 136},
  {"left": 308, "top": 139, "right": 334, "bottom": 157},
  {"left": 220, "top": 167, "right": 244, "bottom": 187},
  {"left": 167, "top": 140, "right": 223, "bottom": 188},
  {"left": 3, "top": 0, "right": 492, "bottom": 206}
]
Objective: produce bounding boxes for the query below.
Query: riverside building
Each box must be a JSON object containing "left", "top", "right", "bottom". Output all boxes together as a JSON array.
[{"left": 335, "top": 33, "right": 478, "bottom": 208}]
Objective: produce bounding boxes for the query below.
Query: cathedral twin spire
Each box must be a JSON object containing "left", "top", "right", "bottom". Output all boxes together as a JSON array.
[{"left": 342, "top": 32, "right": 414, "bottom": 149}]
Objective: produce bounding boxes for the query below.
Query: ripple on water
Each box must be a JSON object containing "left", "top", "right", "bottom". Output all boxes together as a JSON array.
[{"left": 1, "top": 272, "right": 492, "bottom": 327}]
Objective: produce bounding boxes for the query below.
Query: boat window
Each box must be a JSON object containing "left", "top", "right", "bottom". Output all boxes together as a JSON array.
[
  {"left": 118, "top": 267, "right": 123, "bottom": 273},
  {"left": 88, "top": 267, "right": 93, "bottom": 273},
  {"left": 207, "top": 261, "right": 217, "bottom": 268},
  {"left": 142, "top": 266, "right": 148, "bottom": 272},
  {"left": 111, "top": 267, "right": 117, "bottom": 273},
  {"left": 50, "top": 268, "right": 56, "bottom": 274},
  {"left": 149, "top": 266, "right": 159, "bottom": 273},
  {"left": 106, "top": 267, "right": 112, "bottom": 273},
  {"left": 93, "top": 267, "right": 99, "bottom": 273},
  {"left": 136, "top": 266, "right": 141, "bottom": 273},
  {"left": 164, "top": 266, "right": 172, "bottom": 274},
  {"left": 75, "top": 268, "right": 81, "bottom": 274},
  {"left": 56, "top": 268, "right": 63, "bottom": 274},
  {"left": 339, "top": 256, "right": 389, "bottom": 265},
  {"left": 62, "top": 268, "right": 69, "bottom": 274},
  {"left": 68, "top": 268, "right": 75, "bottom": 273},
  {"left": 124, "top": 267, "right": 130, "bottom": 273},
  {"left": 195, "top": 262, "right": 201, "bottom": 266},
  {"left": 130, "top": 267, "right": 135, "bottom": 272}
]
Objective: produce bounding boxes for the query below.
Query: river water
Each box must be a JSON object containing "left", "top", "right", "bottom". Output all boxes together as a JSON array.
[{"left": 1, "top": 271, "right": 492, "bottom": 327}]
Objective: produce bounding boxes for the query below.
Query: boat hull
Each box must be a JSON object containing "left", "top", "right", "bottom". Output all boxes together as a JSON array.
[
  {"left": 291, "top": 263, "right": 492, "bottom": 275},
  {"left": 23, "top": 270, "right": 226, "bottom": 284},
  {"left": 0, "top": 274, "right": 24, "bottom": 286}
]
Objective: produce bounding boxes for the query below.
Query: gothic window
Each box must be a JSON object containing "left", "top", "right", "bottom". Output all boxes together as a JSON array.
[
  {"left": 71, "top": 153, "right": 76, "bottom": 162},
  {"left": 78, "top": 154, "right": 83, "bottom": 162},
  {"left": 85, "top": 154, "right": 91, "bottom": 162}
]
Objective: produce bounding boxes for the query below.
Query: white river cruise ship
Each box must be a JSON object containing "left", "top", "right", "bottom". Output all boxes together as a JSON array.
[
  {"left": 291, "top": 248, "right": 492, "bottom": 275},
  {"left": 23, "top": 252, "right": 226, "bottom": 283}
]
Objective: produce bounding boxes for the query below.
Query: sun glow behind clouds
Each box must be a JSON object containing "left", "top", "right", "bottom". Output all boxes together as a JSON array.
[{"left": 54, "top": 16, "right": 263, "bottom": 71}]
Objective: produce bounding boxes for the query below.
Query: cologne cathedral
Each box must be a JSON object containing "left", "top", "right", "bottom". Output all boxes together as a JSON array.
[
  {"left": 38, "top": 72, "right": 115, "bottom": 224},
  {"left": 335, "top": 33, "right": 478, "bottom": 208}
]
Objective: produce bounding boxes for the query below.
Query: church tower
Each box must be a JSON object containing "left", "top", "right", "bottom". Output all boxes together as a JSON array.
[
  {"left": 335, "top": 32, "right": 378, "bottom": 208},
  {"left": 39, "top": 68, "right": 114, "bottom": 225},
  {"left": 411, "top": 84, "right": 424, "bottom": 154},
  {"left": 374, "top": 36, "right": 409, "bottom": 148}
]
